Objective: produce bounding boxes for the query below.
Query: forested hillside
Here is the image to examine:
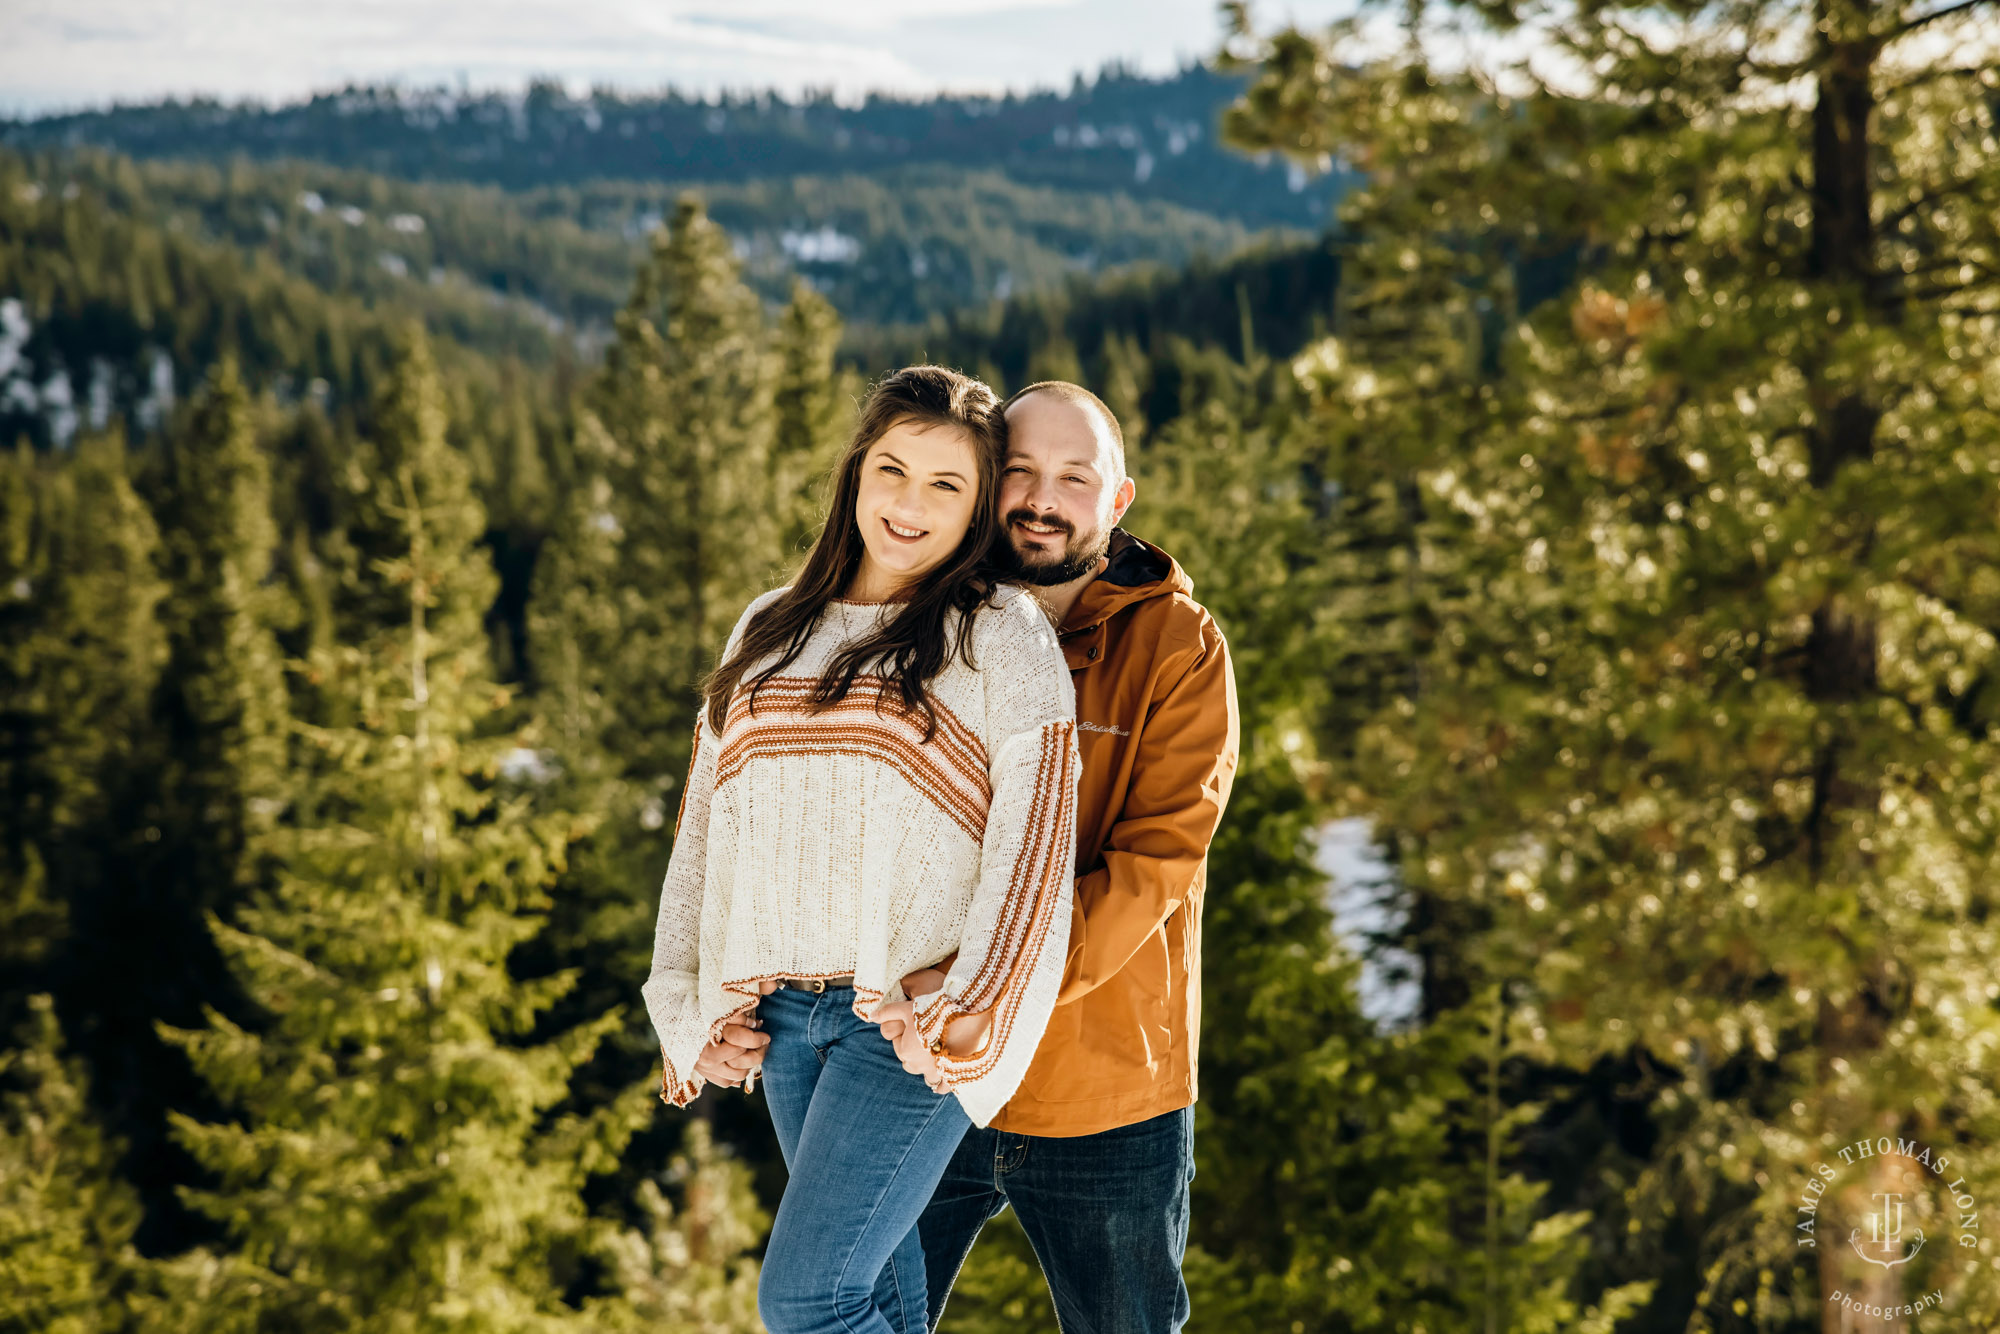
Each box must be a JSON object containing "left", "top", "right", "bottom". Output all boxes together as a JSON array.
[
  {"left": 3, "top": 66, "right": 1347, "bottom": 227},
  {"left": 33, "top": 149, "right": 1258, "bottom": 330},
  {"left": 0, "top": 150, "right": 577, "bottom": 465},
  {"left": 0, "top": 139, "right": 1332, "bottom": 455},
  {"left": 1, "top": 66, "right": 1347, "bottom": 335}
]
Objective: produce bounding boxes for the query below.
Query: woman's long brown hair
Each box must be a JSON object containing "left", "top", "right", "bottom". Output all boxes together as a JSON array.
[{"left": 701, "top": 365, "right": 1006, "bottom": 740}]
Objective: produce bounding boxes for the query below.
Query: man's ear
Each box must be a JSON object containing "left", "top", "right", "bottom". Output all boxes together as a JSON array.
[{"left": 1111, "top": 476, "right": 1137, "bottom": 526}]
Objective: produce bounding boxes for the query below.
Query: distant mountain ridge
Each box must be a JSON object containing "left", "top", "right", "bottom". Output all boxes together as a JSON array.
[{"left": 2, "top": 65, "right": 1350, "bottom": 231}]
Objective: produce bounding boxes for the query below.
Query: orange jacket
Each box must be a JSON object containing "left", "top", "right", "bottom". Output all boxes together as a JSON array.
[{"left": 986, "top": 529, "right": 1239, "bottom": 1136}]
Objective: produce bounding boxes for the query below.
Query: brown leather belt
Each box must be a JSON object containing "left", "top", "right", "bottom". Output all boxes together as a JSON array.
[{"left": 778, "top": 975, "right": 855, "bottom": 993}]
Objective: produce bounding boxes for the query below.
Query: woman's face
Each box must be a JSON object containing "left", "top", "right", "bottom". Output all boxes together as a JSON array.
[{"left": 851, "top": 420, "right": 981, "bottom": 595}]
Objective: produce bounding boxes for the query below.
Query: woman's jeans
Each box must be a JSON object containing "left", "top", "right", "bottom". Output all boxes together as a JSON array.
[{"left": 756, "top": 983, "right": 973, "bottom": 1334}]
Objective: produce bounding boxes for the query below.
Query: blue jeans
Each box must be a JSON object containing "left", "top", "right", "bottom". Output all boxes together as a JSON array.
[
  {"left": 756, "top": 984, "right": 973, "bottom": 1334},
  {"left": 916, "top": 1105, "right": 1196, "bottom": 1334}
]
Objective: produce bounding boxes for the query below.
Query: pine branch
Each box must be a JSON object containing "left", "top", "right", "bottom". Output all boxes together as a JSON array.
[
  {"left": 1881, "top": 253, "right": 1991, "bottom": 277},
  {"left": 1895, "top": 256, "right": 2000, "bottom": 300},
  {"left": 1881, "top": 63, "right": 1993, "bottom": 94},
  {"left": 1904, "top": 282, "right": 1994, "bottom": 301},
  {"left": 1879, "top": 172, "right": 1999, "bottom": 231},
  {"left": 1887, "top": 0, "right": 1995, "bottom": 40}
]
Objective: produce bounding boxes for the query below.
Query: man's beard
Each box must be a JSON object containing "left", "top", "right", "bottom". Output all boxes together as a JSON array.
[{"left": 1000, "top": 508, "right": 1111, "bottom": 587}]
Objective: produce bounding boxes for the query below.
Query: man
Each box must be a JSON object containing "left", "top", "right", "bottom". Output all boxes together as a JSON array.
[{"left": 888, "top": 380, "right": 1240, "bottom": 1333}]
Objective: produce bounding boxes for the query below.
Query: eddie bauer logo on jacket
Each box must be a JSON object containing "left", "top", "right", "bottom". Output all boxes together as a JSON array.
[{"left": 1078, "top": 721, "right": 1130, "bottom": 736}]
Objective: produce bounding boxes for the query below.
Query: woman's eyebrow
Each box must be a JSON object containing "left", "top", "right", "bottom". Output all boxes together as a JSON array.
[{"left": 880, "top": 449, "right": 967, "bottom": 484}]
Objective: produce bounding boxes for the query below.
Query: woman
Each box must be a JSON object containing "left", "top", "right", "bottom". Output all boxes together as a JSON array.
[{"left": 641, "top": 365, "right": 1079, "bottom": 1334}]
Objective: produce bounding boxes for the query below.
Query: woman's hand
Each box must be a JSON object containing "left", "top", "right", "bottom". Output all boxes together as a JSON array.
[
  {"left": 884, "top": 960, "right": 954, "bottom": 1090},
  {"left": 691, "top": 980, "right": 779, "bottom": 1089},
  {"left": 873, "top": 1000, "right": 993, "bottom": 1094},
  {"left": 692, "top": 1011, "right": 769, "bottom": 1088}
]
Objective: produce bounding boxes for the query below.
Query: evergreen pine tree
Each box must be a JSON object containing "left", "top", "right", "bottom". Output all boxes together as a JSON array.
[
  {"left": 0, "top": 994, "right": 146, "bottom": 1334},
  {"left": 455, "top": 371, "right": 557, "bottom": 686},
  {"left": 1095, "top": 331, "right": 1152, "bottom": 449},
  {"left": 26, "top": 432, "right": 168, "bottom": 875},
  {"left": 769, "top": 279, "right": 849, "bottom": 566},
  {"left": 1023, "top": 333, "right": 1085, "bottom": 389},
  {"left": 1126, "top": 345, "right": 1647, "bottom": 1332},
  {"left": 158, "top": 330, "right": 637, "bottom": 1332},
  {"left": 582, "top": 1121, "right": 765, "bottom": 1334},
  {"left": 523, "top": 200, "right": 790, "bottom": 1108},
  {"left": 0, "top": 443, "right": 59, "bottom": 1001},
  {"left": 267, "top": 403, "right": 350, "bottom": 671},
  {"left": 570, "top": 197, "right": 780, "bottom": 779},
  {"left": 149, "top": 359, "right": 289, "bottom": 968},
  {"left": 495, "top": 381, "right": 553, "bottom": 544},
  {"left": 1227, "top": 2, "right": 2000, "bottom": 1325},
  {"left": 24, "top": 432, "right": 179, "bottom": 1243}
]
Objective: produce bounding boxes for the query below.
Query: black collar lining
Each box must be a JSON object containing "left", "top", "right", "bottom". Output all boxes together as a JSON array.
[{"left": 1098, "top": 528, "right": 1168, "bottom": 588}]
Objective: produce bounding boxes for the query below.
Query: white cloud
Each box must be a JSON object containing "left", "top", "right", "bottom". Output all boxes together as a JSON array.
[
  {"left": 662, "top": 0, "right": 1082, "bottom": 28},
  {"left": 0, "top": 0, "right": 1359, "bottom": 115}
]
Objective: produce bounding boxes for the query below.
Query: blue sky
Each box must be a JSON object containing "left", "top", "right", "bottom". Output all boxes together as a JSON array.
[{"left": 1, "top": 1, "right": 1356, "bottom": 116}]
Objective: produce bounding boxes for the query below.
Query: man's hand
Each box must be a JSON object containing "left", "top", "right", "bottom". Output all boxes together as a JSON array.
[
  {"left": 691, "top": 980, "right": 778, "bottom": 1089},
  {"left": 873, "top": 998, "right": 994, "bottom": 1094}
]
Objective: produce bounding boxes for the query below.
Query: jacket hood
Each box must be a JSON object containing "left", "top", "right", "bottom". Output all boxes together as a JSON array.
[{"left": 1058, "top": 528, "right": 1191, "bottom": 637}]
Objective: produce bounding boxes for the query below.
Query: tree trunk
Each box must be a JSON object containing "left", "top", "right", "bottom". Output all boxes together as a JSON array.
[
  {"left": 1809, "top": 30, "right": 1877, "bottom": 286},
  {"left": 1806, "top": 8, "right": 1896, "bottom": 1330}
]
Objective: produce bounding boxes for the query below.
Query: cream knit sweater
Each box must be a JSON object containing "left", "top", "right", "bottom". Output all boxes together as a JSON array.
[{"left": 641, "top": 583, "right": 1079, "bottom": 1128}]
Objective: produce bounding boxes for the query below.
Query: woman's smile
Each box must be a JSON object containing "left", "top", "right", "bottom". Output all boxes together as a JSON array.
[{"left": 846, "top": 419, "right": 981, "bottom": 599}]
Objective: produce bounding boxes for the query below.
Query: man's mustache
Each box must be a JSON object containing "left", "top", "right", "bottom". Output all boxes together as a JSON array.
[{"left": 1003, "top": 509, "right": 1074, "bottom": 540}]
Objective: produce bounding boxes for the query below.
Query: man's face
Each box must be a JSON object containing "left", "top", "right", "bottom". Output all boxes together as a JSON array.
[{"left": 998, "top": 393, "right": 1135, "bottom": 587}]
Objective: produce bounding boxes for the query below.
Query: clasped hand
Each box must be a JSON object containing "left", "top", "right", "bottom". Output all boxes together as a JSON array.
[
  {"left": 873, "top": 966, "right": 992, "bottom": 1095},
  {"left": 690, "top": 978, "right": 779, "bottom": 1088},
  {"left": 689, "top": 968, "right": 990, "bottom": 1096}
]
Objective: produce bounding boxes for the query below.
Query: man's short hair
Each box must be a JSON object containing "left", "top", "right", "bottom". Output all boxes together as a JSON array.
[{"left": 1002, "top": 380, "right": 1127, "bottom": 483}]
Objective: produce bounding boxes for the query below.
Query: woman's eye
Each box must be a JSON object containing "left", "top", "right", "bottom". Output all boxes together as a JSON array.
[
  {"left": 933, "top": 480, "right": 960, "bottom": 492},
  {"left": 880, "top": 464, "right": 904, "bottom": 476}
]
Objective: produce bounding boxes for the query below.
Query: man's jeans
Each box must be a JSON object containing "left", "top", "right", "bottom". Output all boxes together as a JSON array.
[
  {"left": 757, "top": 984, "right": 973, "bottom": 1334},
  {"left": 915, "top": 1104, "right": 1196, "bottom": 1334}
]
